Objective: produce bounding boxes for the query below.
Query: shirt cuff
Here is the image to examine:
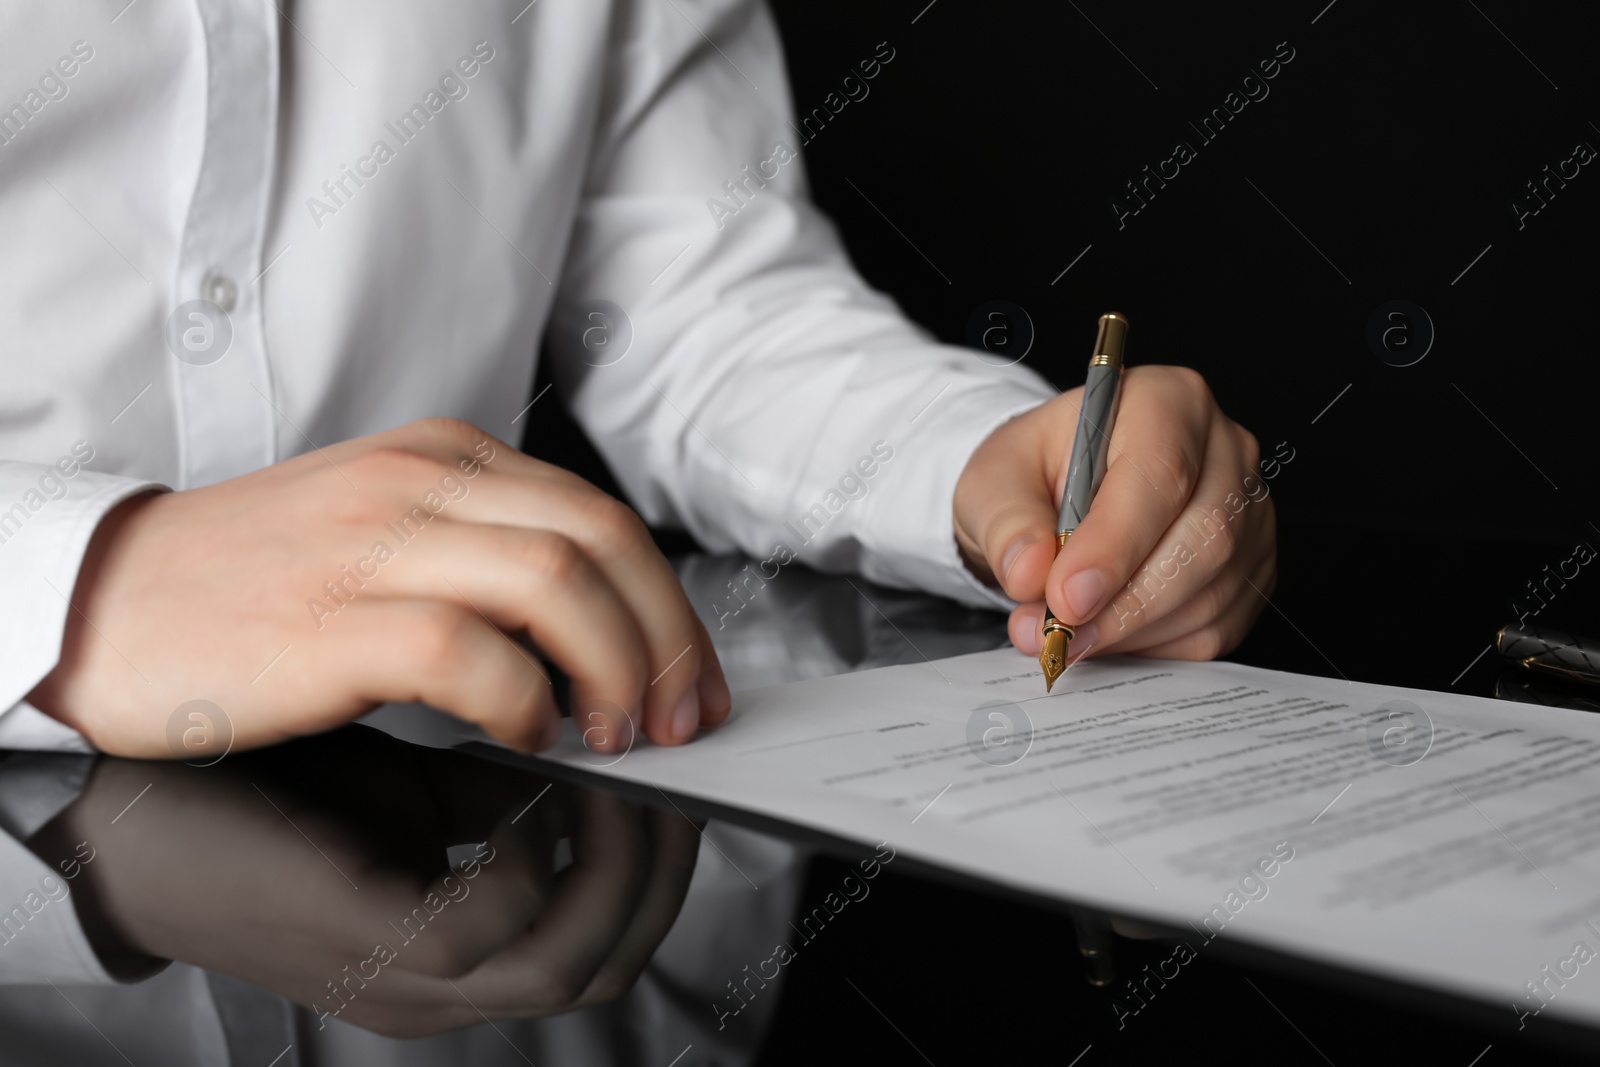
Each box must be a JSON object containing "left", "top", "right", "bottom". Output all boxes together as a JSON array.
[
  {"left": 0, "top": 464, "right": 165, "bottom": 752},
  {"left": 856, "top": 380, "right": 1053, "bottom": 611},
  {"left": 0, "top": 702, "right": 97, "bottom": 754}
]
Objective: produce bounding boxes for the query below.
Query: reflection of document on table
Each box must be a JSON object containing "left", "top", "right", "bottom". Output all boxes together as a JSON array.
[{"left": 537, "top": 648, "right": 1600, "bottom": 1027}]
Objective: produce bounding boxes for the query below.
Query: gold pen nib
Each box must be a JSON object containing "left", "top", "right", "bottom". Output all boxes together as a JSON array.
[{"left": 1040, "top": 619, "right": 1073, "bottom": 692}]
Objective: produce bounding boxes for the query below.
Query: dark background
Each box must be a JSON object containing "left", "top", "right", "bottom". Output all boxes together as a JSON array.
[
  {"left": 527, "top": 0, "right": 1600, "bottom": 693},
  {"left": 522, "top": 2, "right": 1600, "bottom": 1061}
]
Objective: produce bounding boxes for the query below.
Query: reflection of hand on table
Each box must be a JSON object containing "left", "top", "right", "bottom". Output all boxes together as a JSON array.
[{"left": 27, "top": 727, "right": 699, "bottom": 1038}]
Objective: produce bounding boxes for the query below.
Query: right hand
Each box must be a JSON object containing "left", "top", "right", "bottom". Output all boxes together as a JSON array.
[
  {"left": 28, "top": 418, "right": 730, "bottom": 757},
  {"left": 953, "top": 366, "right": 1277, "bottom": 663}
]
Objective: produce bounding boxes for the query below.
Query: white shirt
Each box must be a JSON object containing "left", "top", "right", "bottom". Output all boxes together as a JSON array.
[
  {"left": 0, "top": 0, "right": 1054, "bottom": 1060},
  {"left": 0, "top": 0, "right": 1056, "bottom": 745}
]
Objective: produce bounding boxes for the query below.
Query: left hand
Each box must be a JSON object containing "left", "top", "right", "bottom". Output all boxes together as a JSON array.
[{"left": 953, "top": 365, "right": 1278, "bottom": 662}]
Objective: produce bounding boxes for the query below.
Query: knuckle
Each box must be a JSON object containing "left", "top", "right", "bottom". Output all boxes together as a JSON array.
[
  {"left": 1141, "top": 442, "right": 1200, "bottom": 511},
  {"left": 524, "top": 532, "right": 587, "bottom": 587},
  {"left": 353, "top": 446, "right": 449, "bottom": 487},
  {"left": 408, "top": 605, "right": 476, "bottom": 674},
  {"left": 1167, "top": 365, "right": 1213, "bottom": 405},
  {"left": 584, "top": 495, "right": 651, "bottom": 555},
  {"left": 407, "top": 939, "right": 481, "bottom": 980},
  {"left": 1182, "top": 501, "right": 1237, "bottom": 563},
  {"left": 408, "top": 416, "right": 490, "bottom": 449},
  {"left": 522, "top": 967, "right": 588, "bottom": 1013},
  {"left": 1204, "top": 509, "right": 1239, "bottom": 560}
]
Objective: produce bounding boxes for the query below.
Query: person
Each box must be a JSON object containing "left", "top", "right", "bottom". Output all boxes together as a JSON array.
[
  {"left": 3, "top": 0, "right": 1273, "bottom": 762},
  {"left": 0, "top": 0, "right": 1276, "bottom": 1057}
]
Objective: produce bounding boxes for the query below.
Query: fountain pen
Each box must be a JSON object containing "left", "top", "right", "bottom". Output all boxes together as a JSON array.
[{"left": 1040, "top": 312, "right": 1128, "bottom": 691}]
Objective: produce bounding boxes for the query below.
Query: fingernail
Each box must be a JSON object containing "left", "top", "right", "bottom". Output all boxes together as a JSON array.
[
  {"left": 1069, "top": 622, "right": 1097, "bottom": 656},
  {"left": 1063, "top": 568, "right": 1108, "bottom": 620},
  {"left": 671, "top": 689, "right": 700, "bottom": 742},
  {"left": 999, "top": 538, "right": 1034, "bottom": 586}
]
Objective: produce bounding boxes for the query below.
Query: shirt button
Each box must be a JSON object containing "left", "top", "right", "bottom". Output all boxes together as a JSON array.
[{"left": 202, "top": 272, "right": 238, "bottom": 313}]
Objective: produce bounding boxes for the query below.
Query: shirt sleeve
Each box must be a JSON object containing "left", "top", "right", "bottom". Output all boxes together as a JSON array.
[
  {"left": 0, "top": 752, "right": 117, "bottom": 985},
  {"left": 546, "top": 0, "right": 1056, "bottom": 611},
  {"left": 0, "top": 463, "right": 164, "bottom": 752}
]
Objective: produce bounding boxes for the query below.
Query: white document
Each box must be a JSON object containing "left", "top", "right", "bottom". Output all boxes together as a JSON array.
[{"left": 541, "top": 649, "right": 1600, "bottom": 1028}]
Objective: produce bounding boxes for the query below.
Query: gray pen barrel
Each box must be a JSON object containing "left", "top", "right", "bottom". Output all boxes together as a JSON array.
[{"left": 1057, "top": 363, "right": 1123, "bottom": 533}]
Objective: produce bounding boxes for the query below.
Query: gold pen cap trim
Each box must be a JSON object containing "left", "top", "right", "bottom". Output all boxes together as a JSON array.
[{"left": 1090, "top": 312, "right": 1128, "bottom": 369}]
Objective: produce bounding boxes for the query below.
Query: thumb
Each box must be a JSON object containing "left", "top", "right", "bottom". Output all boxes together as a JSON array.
[{"left": 953, "top": 399, "right": 1071, "bottom": 603}]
